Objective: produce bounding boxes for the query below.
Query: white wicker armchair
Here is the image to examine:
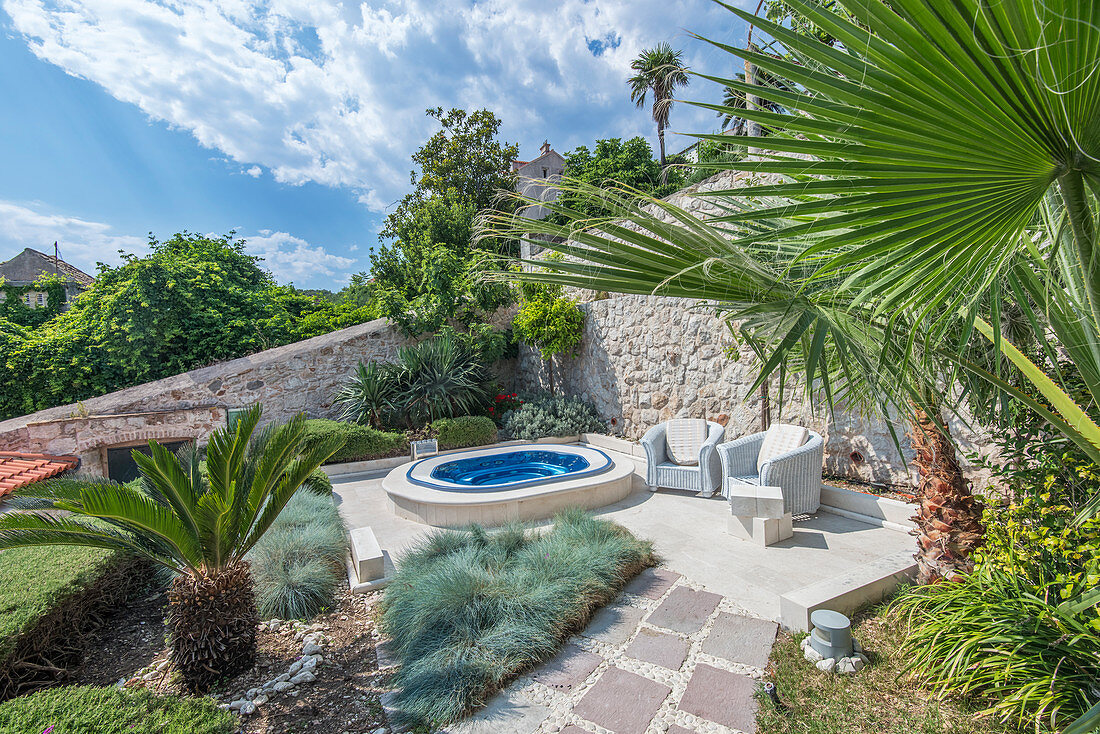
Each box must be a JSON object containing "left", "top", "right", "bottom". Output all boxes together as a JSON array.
[
  {"left": 641, "top": 420, "right": 726, "bottom": 497},
  {"left": 718, "top": 427, "right": 824, "bottom": 514}
]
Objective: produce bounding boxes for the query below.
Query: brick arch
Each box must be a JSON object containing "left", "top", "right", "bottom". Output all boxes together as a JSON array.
[{"left": 96, "top": 429, "right": 201, "bottom": 451}]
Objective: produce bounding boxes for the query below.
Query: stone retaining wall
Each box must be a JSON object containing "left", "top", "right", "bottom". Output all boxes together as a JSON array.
[{"left": 0, "top": 318, "right": 410, "bottom": 476}]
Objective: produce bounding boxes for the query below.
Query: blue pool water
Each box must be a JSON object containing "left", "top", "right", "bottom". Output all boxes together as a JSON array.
[{"left": 430, "top": 450, "right": 591, "bottom": 487}]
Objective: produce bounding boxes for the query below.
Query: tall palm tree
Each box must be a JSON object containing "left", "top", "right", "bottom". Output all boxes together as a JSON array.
[
  {"left": 627, "top": 43, "right": 689, "bottom": 165},
  {"left": 0, "top": 405, "right": 343, "bottom": 692}
]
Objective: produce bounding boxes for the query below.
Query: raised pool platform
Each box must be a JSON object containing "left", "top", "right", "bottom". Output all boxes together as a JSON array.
[{"left": 383, "top": 443, "right": 634, "bottom": 526}]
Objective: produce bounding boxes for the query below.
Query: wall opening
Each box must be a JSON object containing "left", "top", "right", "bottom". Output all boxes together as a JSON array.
[{"left": 106, "top": 440, "right": 191, "bottom": 484}]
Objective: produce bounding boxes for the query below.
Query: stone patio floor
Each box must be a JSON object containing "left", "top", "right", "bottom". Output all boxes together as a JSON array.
[
  {"left": 380, "top": 566, "right": 778, "bottom": 734},
  {"left": 335, "top": 445, "right": 914, "bottom": 733},
  {"left": 332, "top": 447, "right": 913, "bottom": 621}
]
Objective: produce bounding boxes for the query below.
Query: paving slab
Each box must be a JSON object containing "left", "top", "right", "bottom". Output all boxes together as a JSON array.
[
  {"left": 646, "top": 586, "right": 722, "bottom": 635},
  {"left": 560, "top": 727, "right": 590, "bottom": 734},
  {"left": 583, "top": 602, "right": 647, "bottom": 645},
  {"left": 624, "top": 628, "right": 690, "bottom": 670},
  {"left": 440, "top": 689, "right": 552, "bottom": 734},
  {"left": 668, "top": 727, "right": 697, "bottom": 734},
  {"left": 623, "top": 567, "right": 681, "bottom": 600},
  {"left": 533, "top": 644, "right": 603, "bottom": 691},
  {"left": 574, "top": 666, "right": 671, "bottom": 734},
  {"left": 677, "top": 663, "right": 757, "bottom": 733},
  {"left": 700, "top": 613, "right": 777, "bottom": 668}
]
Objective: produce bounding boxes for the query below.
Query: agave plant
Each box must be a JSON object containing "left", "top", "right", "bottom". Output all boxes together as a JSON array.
[{"left": 0, "top": 405, "right": 343, "bottom": 692}]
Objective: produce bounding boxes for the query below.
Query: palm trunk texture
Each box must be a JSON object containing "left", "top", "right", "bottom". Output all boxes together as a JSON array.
[
  {"left": 167, "top": 561, "right": 258, "bottom": 693},
  {"left": 908, "top": 403, "right": 985, "bottom": 583}
]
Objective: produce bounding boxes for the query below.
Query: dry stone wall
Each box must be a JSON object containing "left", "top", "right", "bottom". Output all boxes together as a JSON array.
[
  {"left": 516, "top": 168, "right": 996, "bottom": 489},
  {"left": 0, "top": 318, "right": 410, "bottom": 476}
]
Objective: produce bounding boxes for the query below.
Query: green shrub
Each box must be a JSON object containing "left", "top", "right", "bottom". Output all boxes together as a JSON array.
[
  {"left": 380, "top": 509, "right": 655, "bottom": 727},
  {"left": 0, "top": 685, "right": 235, "bottom": 733},
  {"left": 247, "top": 490, "right": 349, "bottom": 620},
  {"left": 304, "top": 466, "right": 334, "bottom": 495},
  {"left": 501, "top": 394, "right": 605, "bottom": 440},
  {"left": 301, "top": 419, "right": 407, "bottom": 463},
  {"left": 893, "top": 497, "right": 1100, "bottom": 731},
  {"left": 432, "top": 416, "right": 498, "bottom": 450}
]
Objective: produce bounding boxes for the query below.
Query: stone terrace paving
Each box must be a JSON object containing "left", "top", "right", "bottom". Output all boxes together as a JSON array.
[
  {"left": 339, "top": 443, "right": 915, "bottom": 733},
  {"left": 379, "top": 567, "right": 776, "bottom": 734}
]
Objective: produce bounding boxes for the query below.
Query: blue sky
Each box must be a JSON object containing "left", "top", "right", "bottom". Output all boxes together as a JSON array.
[{"left": 0, "top": 1, "right": 750, "bottom": 289}]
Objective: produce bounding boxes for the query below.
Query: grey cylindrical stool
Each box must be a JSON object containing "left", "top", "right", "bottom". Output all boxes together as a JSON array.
[{"left": 808, "top": 609, "right": 852, "bottom": 660}]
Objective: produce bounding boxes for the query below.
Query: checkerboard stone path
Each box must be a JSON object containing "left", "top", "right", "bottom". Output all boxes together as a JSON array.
[{"left": 430, "top": 567, "right": 778, "bottom": 734}]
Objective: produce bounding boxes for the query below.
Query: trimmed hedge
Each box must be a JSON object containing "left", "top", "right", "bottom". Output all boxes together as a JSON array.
[
  {"left": 301, "top": 419, "right": 407, "bottom": 464},
  {"left": 432, "top": 416, "right": 498, "bottom": 450},
  {"left": 501, "top": 395, "right": 605, "bottom": 440},
  {"left": 0, "top": 685, "right": 235, "bottom": 733},
  {"left": 0, "top": 546, "right": 151, "bottom": 699}
]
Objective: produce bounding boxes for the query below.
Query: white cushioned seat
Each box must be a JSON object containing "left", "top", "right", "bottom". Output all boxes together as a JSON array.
[
  {"left": 757, "top": 424, "right": 809, "bottom": 472},
  {"left": 666, "top": 418, "right": 708, "bottom": 466}
]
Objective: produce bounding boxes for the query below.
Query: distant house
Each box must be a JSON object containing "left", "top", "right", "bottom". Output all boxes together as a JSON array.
[
  {"left": 513, "top": 141, "right": 565, "bottom": 222},
  {"left": 0, "top": 247, "right": 95, "bottom": 310},
  {"left": 513, "top": 141, "right": 566, "bottom": 260}
]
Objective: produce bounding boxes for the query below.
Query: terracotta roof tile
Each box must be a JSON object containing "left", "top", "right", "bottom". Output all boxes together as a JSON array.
[{"left": 0, "top": 452, "right": 79, "bottom": 500}]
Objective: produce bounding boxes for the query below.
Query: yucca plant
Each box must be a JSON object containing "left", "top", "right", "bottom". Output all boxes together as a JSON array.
[
  {"left": 389, "top": 334, "right": 494, "bottom": 427},
  {"left": 0, "top": 405, "right": 344, "bottom": 692}
]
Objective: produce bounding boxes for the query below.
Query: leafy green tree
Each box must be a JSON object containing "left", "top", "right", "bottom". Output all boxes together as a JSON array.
[
  {"left": 551, "top": 138, "right": 686, "bottom": 221},
  {"left": 0, "top": 232, "right": 379, "bottom": 420},
  {"left": 0, "top": 405, "right": 344, "bottom": 692},
  {"left": 627, "top": 44, "right": 689, "bottom": 165},
  {"left": 513, "top": 276, "right": 585, "bottom": 396},
  {"left": 371, "top": 108, "right": 519, "bottom": 335}
]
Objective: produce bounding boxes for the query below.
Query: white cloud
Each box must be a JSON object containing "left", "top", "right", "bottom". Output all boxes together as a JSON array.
[
  {"left": 242, "top": 229, "right": 356, "bottom": 285},
  {"left": 0, "top": 200, "right": 356, "bottom": 287},
  {"left": 245, "top": 165, "right": 262, "bottom": 177},
  {"left": 2, "top": 0, "right": 743, "bottom": 208},
  {"left": 0, "top": 199, "right": 146, "bottom": 274}
]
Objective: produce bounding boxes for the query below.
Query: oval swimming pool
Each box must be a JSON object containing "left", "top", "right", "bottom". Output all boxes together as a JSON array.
[
  {"left": 385, "top": 443, "right": 633, "bottom": 526},
  {"left": 430, "top": 449, "right": 591, "bottom": 486},
  {"left": 405, "top": 444, "right": 613, "bottom": 491}
]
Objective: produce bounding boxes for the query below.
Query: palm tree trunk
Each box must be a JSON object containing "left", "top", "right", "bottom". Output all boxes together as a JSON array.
[
  {"left": 168, "top": 561, "right": 258, "bottom": 693},
  {"left": 657, "top": 121, "right": 666, "bottom": 165},
  {"left": 908, "top": 401, "right": 985, "bottom": 584}
]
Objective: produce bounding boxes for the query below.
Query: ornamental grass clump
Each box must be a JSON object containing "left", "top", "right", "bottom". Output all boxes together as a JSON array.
[
  {"left": 247, "top": 489, "right": 349, "bottom": 620},
  {"left": 892, "top": 498, "right": 1100, "bottom": 730},
  {"left": 380, "top": 509, "right": 655, "bottom": 727}
]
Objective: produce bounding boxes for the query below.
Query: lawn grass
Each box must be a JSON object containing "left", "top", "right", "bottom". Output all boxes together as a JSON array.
[
  {"left": 380, "top": 508, "right": 655, "bottom": 728},
  {"left": 0, "top": 545, "right": 118, "bottom": 660},
  {"left": 756, "top": 605, "right": 1026, "bottom": 734},
  {"left": 0, "top": 685, "right": 234, "bottom": 733}
]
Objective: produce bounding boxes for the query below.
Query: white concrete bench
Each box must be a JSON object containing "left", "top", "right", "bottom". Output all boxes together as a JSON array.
[
  {"left": 726, "top": 483, "right": 793, "bottom": 546},
  {"left": 346, "top": 526, "right": 389, "bottom": 593}
]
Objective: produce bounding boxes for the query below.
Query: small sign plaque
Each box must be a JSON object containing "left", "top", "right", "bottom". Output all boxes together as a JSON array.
[{"left": 411, "top": 439, "right": 438, "bottom": 460}]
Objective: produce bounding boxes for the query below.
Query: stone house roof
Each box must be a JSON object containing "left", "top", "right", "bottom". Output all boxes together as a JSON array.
[{"left": 0, "top": 248, "right": 95, "bottom": 287}]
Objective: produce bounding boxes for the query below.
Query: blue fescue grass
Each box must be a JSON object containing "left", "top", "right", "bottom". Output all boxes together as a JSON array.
[
  {"left": 380, "top": 509, "right": 655, "bottom": 727},
  {"left": 247, "top": 490, "right": 349, "bottom": 620}
]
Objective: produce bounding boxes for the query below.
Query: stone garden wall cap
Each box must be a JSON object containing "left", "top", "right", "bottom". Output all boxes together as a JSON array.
[{"left": 810, "top": 609, "right": 850, "bottom": 631}]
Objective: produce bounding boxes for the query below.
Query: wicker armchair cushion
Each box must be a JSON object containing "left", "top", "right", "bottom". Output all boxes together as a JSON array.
[
  {"left": 665, "top": 418, "right": 707, "bottom": 466},
  {"left": 757, "top": 424, "right": 809, "bottom": 472}
]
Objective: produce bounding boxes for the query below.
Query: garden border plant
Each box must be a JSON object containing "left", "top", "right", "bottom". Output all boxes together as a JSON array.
[{"left": 380, "top": 509, "right": 655, "bottom": 727}]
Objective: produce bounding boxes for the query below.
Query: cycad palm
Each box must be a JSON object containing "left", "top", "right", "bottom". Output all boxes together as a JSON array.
[
  {"left": 0, "top": 405, "right": 343, "bottom": 692},
  {"left": 627, "top": 43, "right": 689, "bottom": 165}
]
